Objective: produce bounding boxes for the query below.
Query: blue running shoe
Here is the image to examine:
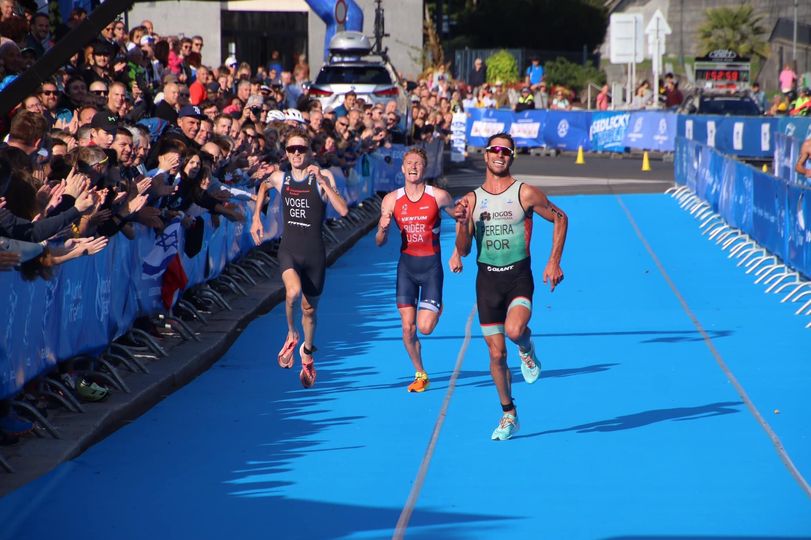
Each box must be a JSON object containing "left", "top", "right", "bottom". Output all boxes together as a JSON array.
[
  {"left": 491, "top": 413, "right": 519, "bottom": 441},
  {"left": 519, "top": 340, "right": 540, "bottom": 384}
]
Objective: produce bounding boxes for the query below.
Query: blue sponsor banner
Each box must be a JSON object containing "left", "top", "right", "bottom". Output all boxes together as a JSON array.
[
  {"left": 509, "top": 110, "right": 546, "bottom": 148},
  {"left": 777, "top": 117, "right": 811, "bottom": 140},
  {"left": 676, "top": 136, "right": 811, "bottom": 280},
  {"left": 678, "top": 115, "right": 777, "bottom": 157},
  {"left": 751, "top": 171, "right": 788, "bottom": 258},
  {"left": 785, "top": 184, "right": 811, "bottom": 275},
  {"left": 623, "top": 112, "right": 677, "bottom": 152},
  {"left": 466, "top": 109, "right": 514, "bottom": 148},
  {"left": 589, "top": 111, "right": 630, "bottom": 152},
  {"left": 543, "top": 110, "right": 591, "bottom": 151}
]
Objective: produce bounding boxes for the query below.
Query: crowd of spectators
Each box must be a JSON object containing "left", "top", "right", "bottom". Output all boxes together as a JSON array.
[{"left": 0, "top": 5, "right": 455, "bottom": 444}]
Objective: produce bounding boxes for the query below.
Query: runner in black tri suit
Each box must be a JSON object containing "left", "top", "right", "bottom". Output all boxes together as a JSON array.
[
  {"left": 454, "top": 132, "right": 568, "bottom": 440},
  {"left": 251, "top": 128, "right": 348, "bottom": 388}
]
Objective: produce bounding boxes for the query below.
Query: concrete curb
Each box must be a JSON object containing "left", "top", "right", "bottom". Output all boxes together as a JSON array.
[{"left": 0, "top": 215, "right": 378, "bottom": 495}]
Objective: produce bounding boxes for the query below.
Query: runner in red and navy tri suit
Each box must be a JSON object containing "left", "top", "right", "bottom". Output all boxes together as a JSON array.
[{"left": 376, "top": 147, "right": 465, "bottom": 392}]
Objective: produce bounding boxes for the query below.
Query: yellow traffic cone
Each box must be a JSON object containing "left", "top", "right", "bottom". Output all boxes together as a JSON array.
[
  {"left": 641, "top": 151, "right": 651, "bottom": 172},
  {"left": 575, "top": 146, "right": 585, "bottom": 165},
  {"left": 762, "top": 163, "right": 769, "bottom": 173}
]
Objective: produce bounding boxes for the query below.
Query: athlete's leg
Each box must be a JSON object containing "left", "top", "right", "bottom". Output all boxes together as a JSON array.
[
  {"left": 416, "top": 309, "right": 439, "bottom": 335},
  {"left": 398, "top": 306, "right": 425, "bottom": 372},
  {"left": 483, "top": 332, "right": 514, "bottom": 414},
  {"left": 301, "top": 293, "right": 320, "bottom": 352},
  {"left": 281, "top": 268, "right": 302, "bottom": 342},
  {"left": 504, "top": 302, "right": 532, "bottom": 352},
  {"left": 415, "top": 254, "right": 443, "bottom": 336}
]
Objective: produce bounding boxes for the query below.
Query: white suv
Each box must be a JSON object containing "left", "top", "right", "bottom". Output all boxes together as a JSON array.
[{"left": 309, "top": 32, "right": 408, "bottom": 121}]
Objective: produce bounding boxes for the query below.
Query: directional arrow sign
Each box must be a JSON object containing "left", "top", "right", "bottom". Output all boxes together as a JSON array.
[{"left": 645, "top": 9, "right": 672, "bottom": 38}]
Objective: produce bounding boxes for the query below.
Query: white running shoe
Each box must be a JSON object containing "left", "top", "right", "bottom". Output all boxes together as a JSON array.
[
  {"left": 519, "top": 340, "right": 541, "bottom": 384},
  {"left": 491, "top": 413, "right": 519, "bottom": 441}
]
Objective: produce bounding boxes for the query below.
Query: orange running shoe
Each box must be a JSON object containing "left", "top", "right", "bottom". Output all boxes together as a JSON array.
[
  {"left": 299, "top": 343, "right": 317, "bottom": 388},
  {"left": 407, "top": 371, "right": 430, "bottom": 393},
  {"left": 278, "top": 334, "right": 298, "bottom": 369}
]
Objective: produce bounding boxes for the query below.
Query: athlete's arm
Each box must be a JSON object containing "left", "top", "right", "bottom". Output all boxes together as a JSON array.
[
  {"left": 454, "top": 191, "right": 475, "bottom": 257},
  {"left": 521, "top": 183, "right": 568, "bottom": 291},
  {"left": 795, "top": 140, "right": 811, "bottom": 177},
  {"left": 250, "top": 171, "right": 282, "bottom": 245},
  {"left": 376, "top": 191, "right": 396, "bottom": 247},
  {"left": 311, "top": 166, "right": 349, "bottom": 217}
]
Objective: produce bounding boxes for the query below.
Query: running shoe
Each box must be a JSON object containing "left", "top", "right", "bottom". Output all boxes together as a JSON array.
[
  {"left": 278, "top": 334, "right": 299, "bottom": 369},
  {"left": 519, "top": 340, "right": 541, "bottom": 384},
  {"left": 407, "top": 371, "right": 430, "bottom": 393},
  {"left": 77, "top": 378, "right": 110, "bottom": 402},
  {"left": 491, "top": 413, "right": 519, "bottom": 441},
  {"left": 299, "top": 343, "right": 317, "bottom": 388}
]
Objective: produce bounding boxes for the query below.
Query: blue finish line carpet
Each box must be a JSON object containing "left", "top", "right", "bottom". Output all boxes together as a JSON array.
[{"left": 1, "top": 194, "right": 809, "bottom": 539}]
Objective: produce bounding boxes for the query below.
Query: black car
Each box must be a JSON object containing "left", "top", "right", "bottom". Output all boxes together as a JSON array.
[{"left": 677, "top": 90, "right": 763, "bottom": 116}]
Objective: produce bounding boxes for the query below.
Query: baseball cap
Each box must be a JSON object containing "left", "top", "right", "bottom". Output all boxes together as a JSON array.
[
  {"left": 225, "top": 55, "right": 238, "bottom": 67},
  {"left": 206, "top": 81, "right": 220, "bottom": 93},
  {"left": 90, "top": 112, "right": 118, "bottom": 134},
  {"left": 178, "top": 104, "right": 206, "bottom": 119},
  {"left": 245, "top": 95, "right": 264, "bottom": 109}
]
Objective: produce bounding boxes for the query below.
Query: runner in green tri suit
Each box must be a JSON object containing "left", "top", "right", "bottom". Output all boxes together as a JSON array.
[{"left": 453, "top": 132, "right": 568, "bottom": 440}]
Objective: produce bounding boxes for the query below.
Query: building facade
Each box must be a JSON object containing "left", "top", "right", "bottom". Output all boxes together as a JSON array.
[
  {"left": 601, "top": 0, "right": 811, "bottom": 92},
  {"left": 128, "top": 0, "right": 423, "bottom": 79}
]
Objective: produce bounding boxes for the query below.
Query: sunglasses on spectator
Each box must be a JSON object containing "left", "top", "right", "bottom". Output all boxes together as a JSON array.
[
  {"left": 336, "top": 121, "right": 348, "bottom": 127},
  {"left": 91, "top": 90, "right": 108, "bottom": 96},
  {"left": 485, "top": 145, "right": 514, "bottom": 157},
  {"left": 285, "top": 145, "right": 308, "bottom": 155},
  {"left": 41, "top": 90, "right": 57, "bottom": 96}
]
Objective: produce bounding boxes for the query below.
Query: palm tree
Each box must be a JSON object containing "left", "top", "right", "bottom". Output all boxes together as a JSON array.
[{"left": 697, "top": 5, "right": 769, "bottom": 59}]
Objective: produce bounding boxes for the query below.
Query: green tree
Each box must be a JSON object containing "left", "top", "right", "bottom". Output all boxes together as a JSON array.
[
  {"left": 485, "top": 50, "right": 520, "bottom": 84},
  {"left": 544, "top": 57, "right": 605, "bottom": 93},
  {"left": 697, "top": 4, "right": 769, "bottom": 59}
]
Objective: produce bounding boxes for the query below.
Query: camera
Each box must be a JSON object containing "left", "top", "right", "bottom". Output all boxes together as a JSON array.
[{"left": 250, "top": 107, "right": 262, "bottom": 116}]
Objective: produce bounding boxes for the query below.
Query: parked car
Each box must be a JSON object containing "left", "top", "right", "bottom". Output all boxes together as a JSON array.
[
  {"left": 677, "top": 90, "right": 763, "bottom": 116},
  {"left": 309, "top": 32, "right": 410, "bottom": 130}
]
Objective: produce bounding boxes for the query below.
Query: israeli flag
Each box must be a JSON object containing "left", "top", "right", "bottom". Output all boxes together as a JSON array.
[{"left": 142, "top": 220, "right": 182, "bottom": 276}]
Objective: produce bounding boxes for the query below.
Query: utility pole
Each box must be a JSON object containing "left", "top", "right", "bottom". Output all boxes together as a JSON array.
[{"left": 793, "top": 0, "right": 798, "bottom": 63}]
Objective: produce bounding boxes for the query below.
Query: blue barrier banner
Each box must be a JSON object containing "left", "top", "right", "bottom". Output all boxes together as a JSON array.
[
  {"left": 589, "top": 111, "right": 630, "bottom": 152},
  {"left": 676, "top": 136, "right": 810, "bottom": 279},
  {"left": 718, "top": 160, "right": 754, "bottom": 231},
  {"left": 466, "top": 109, "right": 513, "bottom": 148},
  {"left": 623, "top": 112, "right": 677, "bottom": 152},
  {"left": 785, "top": 184, "right": 811, "bottom": 274},
  {"left": 752, "top": 171, "right": 788, "bottom": 258},
  {"left": 509, "top": 110, "right": 546, "bottom": 148},
  {"left": 0, "top": 142, "right": 417, "bottom": 399},
  {"left": 777, "top": 117, "right": 811, "bottom": 140},
  {"left": 543, "top": 110, "right": 591, "bottom": 151},
  {"left": 678, "top": 116, "right": 777, "bottom": 157}
]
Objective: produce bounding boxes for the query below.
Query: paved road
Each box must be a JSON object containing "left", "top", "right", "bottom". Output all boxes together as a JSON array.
[{"left": 443, "top": 152, "right": 675, "bottom": 197}]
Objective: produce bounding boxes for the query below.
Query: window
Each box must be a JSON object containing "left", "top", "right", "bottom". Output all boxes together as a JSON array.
[{"left": 315, "top": 66, "right": 392, "bottom": 85}]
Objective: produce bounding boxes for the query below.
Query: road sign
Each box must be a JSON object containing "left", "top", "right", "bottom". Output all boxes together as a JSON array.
[
  {"left": 609, "top": 13, "right": 644, "bottom": 64},
  {"left": 645, "top": 9, "right": 671, "bottom": 74}
]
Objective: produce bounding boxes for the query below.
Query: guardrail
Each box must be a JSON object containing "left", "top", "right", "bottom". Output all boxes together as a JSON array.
[
  {"left": 0, "top": 142, "right": 436, "bottom": 400},
  {"left": 463, "top": 109, "right": 811, "bottom": 158},
  {"left": 673, "top": 137, "right": 810, "bottom": 292}
]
